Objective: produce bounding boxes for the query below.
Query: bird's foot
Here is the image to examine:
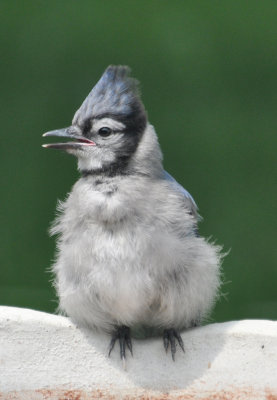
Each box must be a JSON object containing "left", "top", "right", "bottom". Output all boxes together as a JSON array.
[
  {"left": 108, "top": 325, "right": 133, "bottom": 362},
  {"left": 163, "top": 328, "right": 185, "bottom": 361}
]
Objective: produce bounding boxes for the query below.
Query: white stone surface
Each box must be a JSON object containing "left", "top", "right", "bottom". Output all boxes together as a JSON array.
[{"left": 0, "top": 306, "right": 277, "bottom": 399}]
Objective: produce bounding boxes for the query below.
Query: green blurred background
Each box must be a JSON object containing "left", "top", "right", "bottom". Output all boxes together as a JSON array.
[{"left": 0, "top": 0, "right": 276, "bottom": 323}]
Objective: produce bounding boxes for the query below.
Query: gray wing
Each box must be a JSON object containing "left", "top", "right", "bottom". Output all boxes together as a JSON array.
[{"left": 163, "top": 170, "right": 198, "bottom": 218}]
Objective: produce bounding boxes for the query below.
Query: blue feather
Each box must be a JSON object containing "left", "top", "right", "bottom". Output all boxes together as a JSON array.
[{"left": 163, "top": 170, "right": 198, "bottom": 216}]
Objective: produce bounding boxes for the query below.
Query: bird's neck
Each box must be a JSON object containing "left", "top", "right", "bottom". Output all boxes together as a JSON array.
[{"left": 128, "top": 123, "right": 164, "bottom": 178}]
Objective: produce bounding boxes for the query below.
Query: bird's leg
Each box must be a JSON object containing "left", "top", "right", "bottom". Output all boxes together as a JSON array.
[
  {"left": 163, "top": 328, "right": 185, "bottom": 361},
  {"left": 108, "top": 325, "right": 133, "bottom": 361}
]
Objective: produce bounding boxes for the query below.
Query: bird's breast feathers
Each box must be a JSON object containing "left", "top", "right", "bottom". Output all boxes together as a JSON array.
[
  {"left": 52, "top": 175, "right": 196, "bottom": 241},
  {"left": 51, "top": 176, "right": 197, "bottom": 275}
]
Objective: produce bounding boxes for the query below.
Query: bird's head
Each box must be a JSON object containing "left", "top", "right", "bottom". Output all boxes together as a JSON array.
[{"left": 43, "top": 65, "right": 154, "bottom": 176}]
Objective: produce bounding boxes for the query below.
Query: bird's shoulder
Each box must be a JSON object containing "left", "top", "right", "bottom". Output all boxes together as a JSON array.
[{"left": 162, "top": 170, "right": 198, "bottom": 218}]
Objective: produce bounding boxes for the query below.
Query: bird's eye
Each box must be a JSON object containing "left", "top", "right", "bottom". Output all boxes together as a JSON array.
[{"left": 98, "top": 127, "right": 112, "bottom": 137}]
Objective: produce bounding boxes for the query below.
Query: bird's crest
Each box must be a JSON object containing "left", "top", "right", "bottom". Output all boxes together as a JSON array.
[{"left": 73, "top": 65, "right": 144, "bottom": 126}]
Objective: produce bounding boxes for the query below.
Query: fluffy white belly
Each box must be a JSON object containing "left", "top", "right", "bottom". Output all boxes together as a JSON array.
[
  {"left": 52, "top": 195, "right": 221, "bottom": 334},
  {"left": 54, "top": 222, "right": 166, "bottom": 331}
]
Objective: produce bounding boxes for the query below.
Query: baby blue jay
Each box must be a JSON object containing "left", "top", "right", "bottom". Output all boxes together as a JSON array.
[{"left": 43, "top": 66, "right": 222, "bottom": 361}]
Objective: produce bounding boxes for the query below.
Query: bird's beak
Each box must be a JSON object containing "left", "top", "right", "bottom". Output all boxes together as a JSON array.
[{"left": 42, "top": 127, "right": 96, "bottom": 150}]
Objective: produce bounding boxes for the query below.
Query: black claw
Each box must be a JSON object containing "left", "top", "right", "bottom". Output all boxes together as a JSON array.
[
  {"left": 108, "top": 335, "right": 117, "bottom": 357},
  {"left": 108, "top": 325, "right": 133, "bottom": 360},
  {"left": 119, "top": 335, "right": 125, "bottom": 360},
  {"left": 169, "top": 333, "right": 176, "bottom": 361},
  {"left": 125, "top": 335, "right": 133, "bottom": 356},
  {"left": 174, "top": 330, "right": 185, "bottom": 353},
  {"left": 163, "top": 328, "right": 185, "bottom": 361}
]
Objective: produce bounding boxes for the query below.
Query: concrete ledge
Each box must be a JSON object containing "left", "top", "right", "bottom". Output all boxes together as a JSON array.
[{"left": 0, "top": 306, "right": 277, "bottom": 399}]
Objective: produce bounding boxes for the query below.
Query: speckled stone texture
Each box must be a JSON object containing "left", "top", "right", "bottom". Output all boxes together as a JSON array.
[{"left": 0, "top": 306, "right": 277, "bottom": 399}]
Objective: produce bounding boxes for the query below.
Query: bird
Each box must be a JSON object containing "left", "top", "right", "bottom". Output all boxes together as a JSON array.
[{"left": 42, "top": 65, "right": 222, "bottom": 362}]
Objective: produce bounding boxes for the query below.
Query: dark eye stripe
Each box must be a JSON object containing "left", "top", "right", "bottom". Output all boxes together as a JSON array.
[{"left": 82, "top": 119, "right": 92, "bottom": 136}]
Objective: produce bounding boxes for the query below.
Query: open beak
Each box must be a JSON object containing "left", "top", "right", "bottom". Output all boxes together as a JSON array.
[{"left": 42, "top": 127, "right": 96, "bottom": 150}]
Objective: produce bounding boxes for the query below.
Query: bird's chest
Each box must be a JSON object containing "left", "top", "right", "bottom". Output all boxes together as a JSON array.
[
  {"left": 62, "top": 214, "right": 153, "bottom": 273},
  {"left": 59, "top": 187, "right": 156, "bottom": 277},
  {"left": 58, "top": 208, "right": 159, "bottom": 320},
  {"left": 57, "top": 180, "right": 183, "bottom": 289}
]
